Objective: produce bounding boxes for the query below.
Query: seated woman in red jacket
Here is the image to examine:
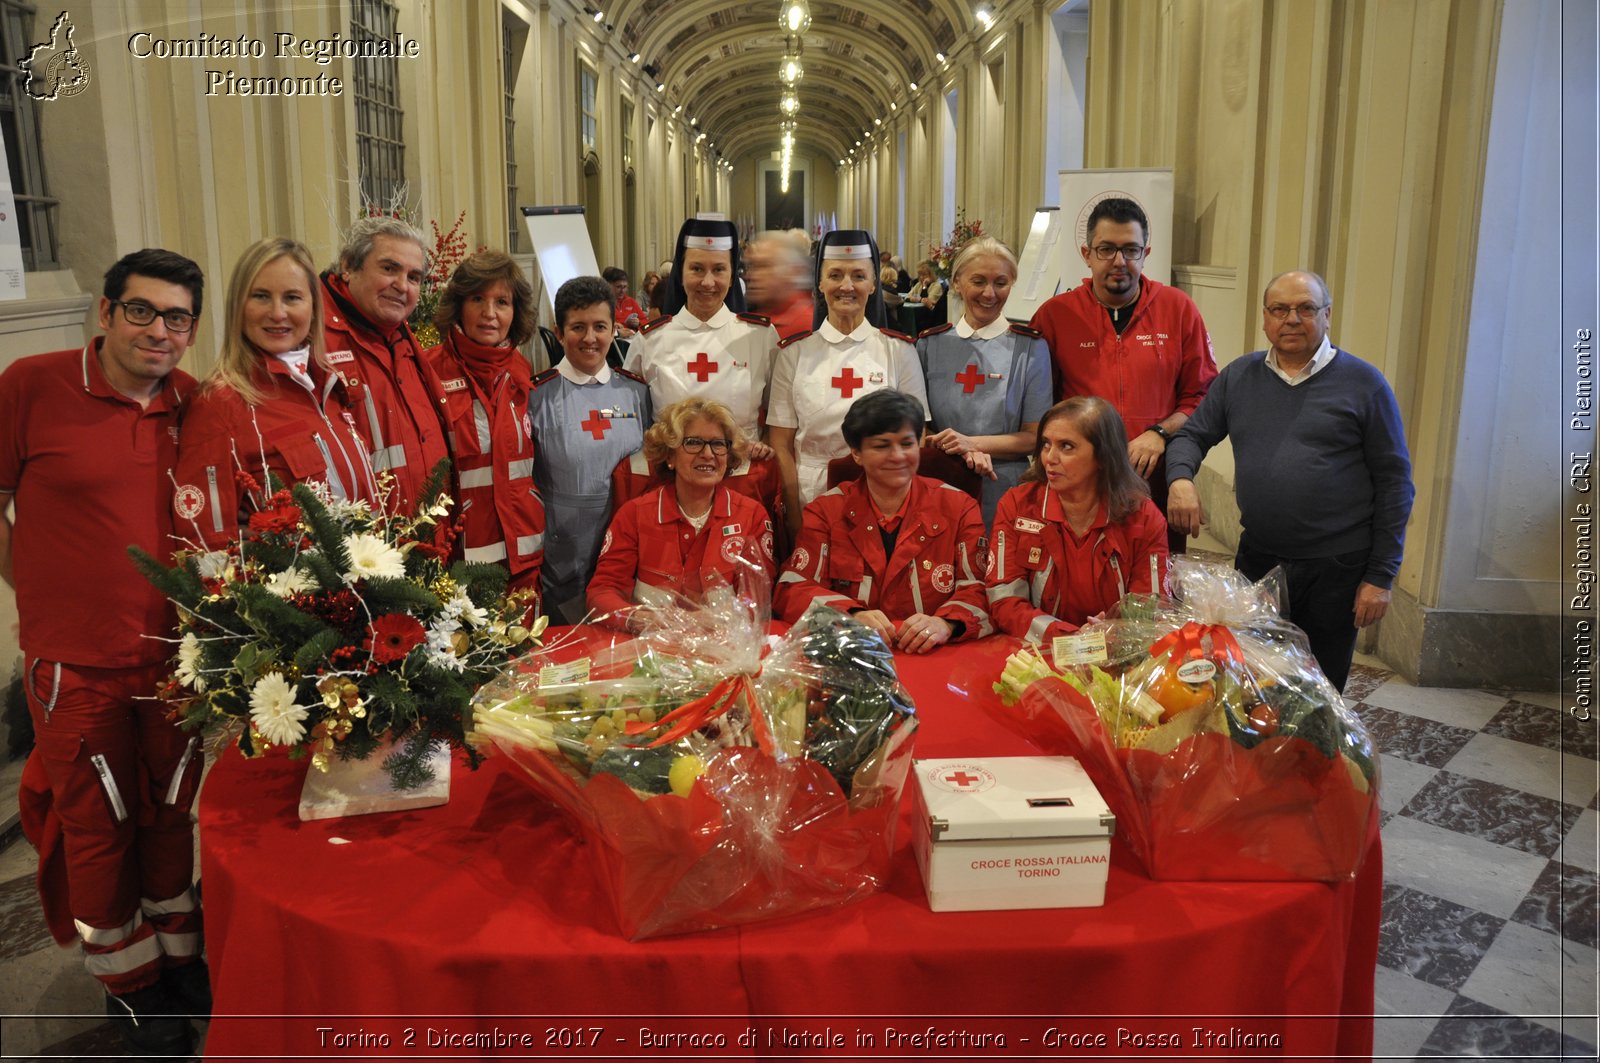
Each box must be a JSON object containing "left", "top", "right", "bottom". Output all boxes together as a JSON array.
[
  {"left": 987, "top": 396, "right": 1169, "bottom": 644},
  {"left": 774, "top": 390, "right": 992, "bottom": 653},
  {"left": 173, "top": 237, "right": 376, "bottom": 547},
  {"left": 587, "top": 397, "right": 776, "bottom": 629}
]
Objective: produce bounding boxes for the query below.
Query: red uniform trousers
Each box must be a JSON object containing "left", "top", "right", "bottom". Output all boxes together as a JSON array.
[
  {"left": 986, "top": 482, "right": 1169, "bottom": 644},
  {"left": 23, "top": 659, "right": 202, "bottom": 994},
  {"left": 588, "top": 484, "right": 775, "bottom": 626},
  {"left": 774, "top": 476, "right": 992, "bottom": 638}
]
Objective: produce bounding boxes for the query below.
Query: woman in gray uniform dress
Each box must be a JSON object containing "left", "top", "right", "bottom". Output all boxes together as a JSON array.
[
  {"left": 527, "top": 276, "right": 653, "bottom": 623},
  {"left": 917, "top": 237, "right": 1052, "bottom": 526}
]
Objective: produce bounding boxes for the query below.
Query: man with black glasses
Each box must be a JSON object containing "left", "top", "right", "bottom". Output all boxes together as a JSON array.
[
  {"left": 1, "top": 249, "right": 210, "bottom": 1056},
  {"left": 1165, "top": 270, "right": 1415, "bottom": 692},
  {"left": 1030, "top": 198, "right": 1217, "bottom": 552}
]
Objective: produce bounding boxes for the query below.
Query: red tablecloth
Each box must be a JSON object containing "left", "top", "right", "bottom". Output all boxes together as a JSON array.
[{"left": 199, "top": 635, "right": 1379, "bottom": 1060}]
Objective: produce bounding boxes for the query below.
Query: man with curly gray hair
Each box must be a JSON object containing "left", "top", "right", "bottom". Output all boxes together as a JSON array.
[{"left": 320, "top": 215, "right": 450, "bottom": 513}]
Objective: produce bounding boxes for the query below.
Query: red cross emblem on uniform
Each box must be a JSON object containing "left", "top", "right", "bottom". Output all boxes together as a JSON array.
[
  {"left": 955, "top": 364, "right": 985, "bottom": 394},
  {"left": 687, "top": 352, "right": 719, "bottom": 382},
  {"left": 944, "top": 770, "right": 983, "bottom": 788},
  {"left": 580, "top": 409, "right": 612, "bottom": 440},
  {"left": 832, "top": 367, "right": 864, "bottom": 398}
]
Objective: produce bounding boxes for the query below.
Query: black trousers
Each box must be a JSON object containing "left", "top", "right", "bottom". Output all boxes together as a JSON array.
[{"left": 1234, "top": 537, "right": 1369, "bottom": 694}]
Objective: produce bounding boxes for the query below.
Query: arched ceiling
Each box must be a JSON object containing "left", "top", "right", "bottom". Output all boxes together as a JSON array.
[{"left": 605, "top": 0, "right": 972, "bottom": 165}]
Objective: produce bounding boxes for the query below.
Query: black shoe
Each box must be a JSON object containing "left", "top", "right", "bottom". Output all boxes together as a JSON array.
[
  {"left": 105, "top": 983, "right": 195, "bottom": 1057},
  {"left": 161, "top": 958, "right": 213, "bottom": 1018}
]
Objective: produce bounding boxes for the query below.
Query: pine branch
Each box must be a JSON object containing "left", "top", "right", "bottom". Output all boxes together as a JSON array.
[
  {"left": 361, "top": 576, "right": 440, "bottom": 615},
  {"left": 232, "top": 584, "right": 328, "bottom": 643},
  {"left": 292, "top": 482, "right": 353, "bottom": 573},
  {"left": 128, "top": 546, "right": 204, "bottom": 608},
  {"left": 381, "top": 729, "right": 439, "bottom": 790},
  {"left": 293, "top": 629, "right": 347, "bottom": 676}
]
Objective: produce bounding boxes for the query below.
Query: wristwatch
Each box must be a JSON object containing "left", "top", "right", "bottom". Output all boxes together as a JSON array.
[{"left": 1148, "top": 424, "right": 1173, "bottom": 444}]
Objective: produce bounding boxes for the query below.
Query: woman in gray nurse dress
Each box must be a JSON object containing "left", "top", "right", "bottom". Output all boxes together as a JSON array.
[{"left": 917, "top": 236, "right": 1052, "bottom": 526}]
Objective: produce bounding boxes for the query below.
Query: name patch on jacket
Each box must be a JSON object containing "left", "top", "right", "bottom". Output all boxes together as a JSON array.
[
  {"left": 441, "top": 378, "right": 468, "bottom": 392},
  {"left": 1014, "top": 517, "right": 1045, "bottom": 534},
  {"left": 328, "top": 349, "right": 356, "bottom": 364}
]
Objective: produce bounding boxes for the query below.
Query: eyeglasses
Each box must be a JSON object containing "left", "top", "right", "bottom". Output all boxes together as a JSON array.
[
  {"left": 1089, "top": 244, "right": 1147, "bottom": 262},
  {"left": 680, "top": 436, "right": 731, "bottom": 455},
  {"left": 1264, "top": 303, "right": 1327, "bottom": 321},
  {"left": 110, "top": 299, "right": 196, "bottom": 333}
]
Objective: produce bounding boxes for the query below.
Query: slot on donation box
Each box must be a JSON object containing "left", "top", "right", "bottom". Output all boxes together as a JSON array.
[{"left": 912, "top": 756, "right": 1114, "bottom": 912}]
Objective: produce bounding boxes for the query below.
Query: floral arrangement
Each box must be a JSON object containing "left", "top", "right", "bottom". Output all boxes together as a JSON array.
[
  {"left": 132, "top": 462, "right": 543, "bottom": 788},
  {"left": 928, "top": 209, "right": 985, "bottom": 282},
  {"left": 362, "top": 200, "right": 477, "bottom": 347}
]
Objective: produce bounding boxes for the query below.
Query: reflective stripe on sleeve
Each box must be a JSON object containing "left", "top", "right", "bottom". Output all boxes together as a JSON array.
[
  {"left": 507, "top": 458, "right": 534, "bottom": 480},
  {"left": 459, "top": 467, "right": 495, "bottom": 490},
  {"left": 987, "top": 577, "right": 1028, "bottom": 604},
  {"left": 514, "top": 533, "right": 543, "bottom": 556},
  {"left": 1026, "top": 613, "right": 1055, "bottom": 645},
  {"left": 463, "top": 541, "right": 509, "bottom": 563},
  {"left": 370, "top": 443, "right": 408, "bottom": 472}
]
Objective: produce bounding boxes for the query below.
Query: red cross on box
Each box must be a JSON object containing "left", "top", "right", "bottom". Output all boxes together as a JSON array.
[
  {"left": 687, "top": 352, "right": 719, "bottom": 382},
  {"left": 580, "top": 409, "right": 612, "bottom": 440},
  {"left": 944, "top": 770, "right": 982, "bottom": 788},
  {"left": 831, "top": 367, "right": 864, "bottom": 398},
  {"left": 955, "top": 363, "right": 986, "bottom": 394}
]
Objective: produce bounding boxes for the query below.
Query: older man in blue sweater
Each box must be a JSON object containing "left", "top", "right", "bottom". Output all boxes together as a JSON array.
[{"left": 1166, "top": 270, "right": 1414, "bottom": 692}]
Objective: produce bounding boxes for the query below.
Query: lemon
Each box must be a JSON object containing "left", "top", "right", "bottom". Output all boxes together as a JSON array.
[{"left": 668, "top": 754, "right": 705, "bottom": 798}]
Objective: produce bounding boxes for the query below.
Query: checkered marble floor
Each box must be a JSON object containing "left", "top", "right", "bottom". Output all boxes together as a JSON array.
[
  {"left": 0, "top": 656, "right": 1595, "bottom": 1060},
  {"left": 1349, "top": 659, "right": 1600, "bottom": 1060}
]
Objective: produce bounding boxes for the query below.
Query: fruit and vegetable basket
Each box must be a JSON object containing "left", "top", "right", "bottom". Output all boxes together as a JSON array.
[
  {"left": 469, "top": 572, "right": 917, "bottom": 938},
  {"left": 985, "top": 557, "right": 1378, "bottom": 882}
]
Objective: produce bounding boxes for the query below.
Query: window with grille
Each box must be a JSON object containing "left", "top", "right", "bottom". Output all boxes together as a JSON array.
[
  {"left": 350, "top": 0, "right": 405, "bottom": 207},
  {"left": 0, "top": 0, "right": 59, "bottom": 270},
  {"left": 503, "top": 12, "right": 524, "bottom": 251},
  {"left": 579, "top": 65, "right": 597, "bottom": 154},
  {"left": 621, "top": 98, "right": 634, "bottom": 172}
]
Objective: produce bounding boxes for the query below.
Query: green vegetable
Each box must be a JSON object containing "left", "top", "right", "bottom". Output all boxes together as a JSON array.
[{"left": 591, "top": 740, "right": 678, "bottom": 795}]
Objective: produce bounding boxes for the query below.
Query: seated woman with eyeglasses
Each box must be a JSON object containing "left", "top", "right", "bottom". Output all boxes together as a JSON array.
[
  {"left": 587, "top": 397, "right": 776, "bottom": 630},
  {"left": 774, "top": 390, "right": 991, "bottom": 654}
]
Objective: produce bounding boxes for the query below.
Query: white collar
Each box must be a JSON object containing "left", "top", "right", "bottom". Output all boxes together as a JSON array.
[
  {"left": 273, "top": 345, "right": 316, "bottom": 392},
  {"left": 818, "top": 317, "right": 875, "bottom": 343},
  {"left": 1266, "top": 334, "right": 1335, "bottom": 385},
  {"left": 680, "top": 304, "right": 733, "bottom": 331},
  {"left": 556, "top": 357, "right": 613, "bottom": 385},
  {"left": 956, "top": 314, "right": 1010, "bottom": 341}
]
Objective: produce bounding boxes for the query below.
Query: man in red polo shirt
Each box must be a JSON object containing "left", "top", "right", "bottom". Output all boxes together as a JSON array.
[
  {"left": 1, "top": 249, "right": 207, "bottom": 1056},
  {"left": 1030, "top": 198, "right": 1217, "bottom": 555},
  {"left": 320, "top": 216, "right": 450, "bottom": 515}
]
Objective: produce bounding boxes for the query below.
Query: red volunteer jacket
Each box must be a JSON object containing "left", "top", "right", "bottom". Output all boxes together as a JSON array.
[
  {"left": 774, "top": 476, "right": 991, "bottom": 638},
  {"left": 986, "top": 482, "right": 1169, "bottom": 643},
  {"left": 425, "top": 330, "right": 545, "bottom": 594},
  {"left": 587, "top": 483, "right": 775, "bottom": 626},
  {"left": 172, "top": 358, "right": 376, "bottom": 549},
  {"left": 321, "top": 272, "right": 451, "bottom": 514},
  {"left": 1029, "top": 275, "right": 1217, "bottom": 438}
]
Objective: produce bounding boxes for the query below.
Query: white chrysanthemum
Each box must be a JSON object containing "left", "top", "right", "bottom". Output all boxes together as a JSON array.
[
  {"left": 248, "top": 673, "right": 309, "bottom": 746},
  {"left": 444, "top": 590, "right": 488, "bottom": 628},
  {"left": 424, "top": 625, "right": 467, "bottom": 672},
  {"left": 195, "top": 551, "right": 233, "bottom": 580},
  {"left": 263, "top": 567, "right": 316, "bottom": 598},
  {"left": 174, "top": 632, "right": 206, "bottom": 691},
  {"left": 343, "top": 533, "right": 406, "bottom": 583}
]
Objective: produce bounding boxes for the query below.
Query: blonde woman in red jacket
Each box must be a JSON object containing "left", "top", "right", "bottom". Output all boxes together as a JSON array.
[
  {"left": 173, "top": 237, "right": 376, "bottom": 547},
  {"left": 587, "top": 397, "right": 775, "bottom": 630},
  {"left": 774, "top": 390, "right": 992, "bottom": 653},
  {"left": 987, "top": 396, "right": 1169, "bottom": 644}
]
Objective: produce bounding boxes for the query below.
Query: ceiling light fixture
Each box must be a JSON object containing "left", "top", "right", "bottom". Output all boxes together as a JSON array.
[
  {"left": 976, "top": 3, "right": 994, "bottom": 30},
  {"left": 779, "top": 1, "right": 811, "bottom": 35},
  {"left": 628, "top": 52, "right": 640, "bottom": 63},
  {"left": 935, "top": 51, "right": 946, "bottom": 64}
]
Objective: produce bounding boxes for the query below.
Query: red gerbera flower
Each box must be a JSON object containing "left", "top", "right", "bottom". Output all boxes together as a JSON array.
[
  {"left": 248, "top": 501, "right": 302, "bottom": 535},
  {"left": 367, "top": 613, "right": 426, "bottom": 664}
]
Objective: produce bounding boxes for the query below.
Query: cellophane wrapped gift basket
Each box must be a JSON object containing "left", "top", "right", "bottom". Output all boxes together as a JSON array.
[
  {"left": 470, "top": 568, "right": 918, "bottom": 938},
  {"left": 985, "top": 557, "right": 1378, "bottom": 882}
]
